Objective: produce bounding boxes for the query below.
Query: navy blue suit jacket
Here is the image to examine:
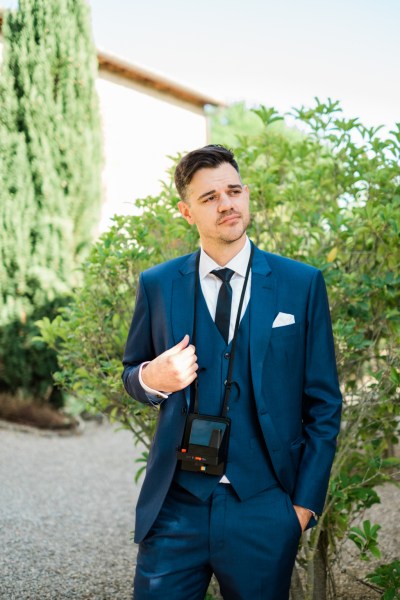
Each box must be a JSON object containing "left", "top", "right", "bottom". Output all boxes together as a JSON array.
[{"left": 122, "top": 245, "right": 342, "bottom": 543}]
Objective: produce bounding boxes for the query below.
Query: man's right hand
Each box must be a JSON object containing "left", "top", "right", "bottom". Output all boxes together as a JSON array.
[{"left": 141, "top": 335, "right": 198, "bottom": 393}]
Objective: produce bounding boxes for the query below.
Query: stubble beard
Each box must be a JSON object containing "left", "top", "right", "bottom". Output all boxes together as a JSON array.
[{"left": 216, "top": 213, "right": 251, "bottom": 245}]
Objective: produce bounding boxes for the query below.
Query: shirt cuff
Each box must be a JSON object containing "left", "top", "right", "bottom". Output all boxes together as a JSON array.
[{"left": 139, "top": 362, "right": 169, "bottom": 400}]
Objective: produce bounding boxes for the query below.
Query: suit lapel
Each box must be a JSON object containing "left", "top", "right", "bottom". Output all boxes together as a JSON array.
[
  {"left": 171, "top": 252, "right": 198, "bottom": 344},
  {"left": 171, "top": 246, "right": 275, "bottom": 407},
  {"left": 171, "top": 252, "right": 198, "bottom": 406},
  {"left": 249, "top": 247, "right": 276, "bottom": 403}
]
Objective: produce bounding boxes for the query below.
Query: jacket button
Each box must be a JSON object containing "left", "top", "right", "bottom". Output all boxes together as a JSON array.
[
  {"left": 224, "top": 352, "right": 230, "bottom": 359},
  {"left": 181, "top": 406, "right": 187, "bottom": 415}
]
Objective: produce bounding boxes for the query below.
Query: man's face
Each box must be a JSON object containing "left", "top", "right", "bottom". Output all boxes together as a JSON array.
[{"left": 178, "top": 162, "right": 250, "bottom": 248}]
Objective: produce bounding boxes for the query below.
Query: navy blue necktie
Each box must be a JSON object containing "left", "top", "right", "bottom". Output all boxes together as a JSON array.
[{"left": 211, "top": 268, "right": 235, "bottom": 344}]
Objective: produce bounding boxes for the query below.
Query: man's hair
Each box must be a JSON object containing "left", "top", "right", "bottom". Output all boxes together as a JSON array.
[{"left": 174, "top": 144, "right": 240, "bottom": 201}]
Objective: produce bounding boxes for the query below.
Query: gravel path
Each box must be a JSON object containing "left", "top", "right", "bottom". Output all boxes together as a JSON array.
[
  {"left": 0, "top": 419, "right": 398, "bottom": 600},
  {"left": 0, "top": 420, "right": 141, "bottom": 600}
]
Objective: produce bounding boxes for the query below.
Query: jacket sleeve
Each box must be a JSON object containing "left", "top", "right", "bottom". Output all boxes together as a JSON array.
[
  {"left": 121, "top": 273, "right": 158, "bottom": 405},
  {"left": 293, "top": 269, "right": 342, "bottom": 515}
]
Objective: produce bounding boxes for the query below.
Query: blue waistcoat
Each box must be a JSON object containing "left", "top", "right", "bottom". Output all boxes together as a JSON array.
[{"left": 174, "top": 285, "right": 277, "bottom": 501}]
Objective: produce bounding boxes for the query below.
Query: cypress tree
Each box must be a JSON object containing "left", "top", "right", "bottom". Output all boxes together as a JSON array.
[{"left": 0, "top": 0, "right": 102, "bottom": 402}]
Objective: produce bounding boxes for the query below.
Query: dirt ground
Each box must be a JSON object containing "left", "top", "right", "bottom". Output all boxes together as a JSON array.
[
  {"left": 331, "top": 481, "right": 399, "bottom": 599},
  {"left": 1, "top": 413, "right": 398, "bottom": 600}
]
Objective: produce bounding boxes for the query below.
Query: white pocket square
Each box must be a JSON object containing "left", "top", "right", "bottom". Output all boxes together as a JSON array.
[{"left": 272, "top": 312, "right": 295, "bottom": 328}]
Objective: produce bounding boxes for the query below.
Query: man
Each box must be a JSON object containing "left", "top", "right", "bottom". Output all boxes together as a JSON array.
[{"left": 122, "top": 145, "right": 342, "bottom": 600}]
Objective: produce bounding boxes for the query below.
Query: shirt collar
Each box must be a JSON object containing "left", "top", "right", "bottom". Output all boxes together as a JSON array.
[{"left": 199, "top": 236, "right": 251, "bottom": 280}]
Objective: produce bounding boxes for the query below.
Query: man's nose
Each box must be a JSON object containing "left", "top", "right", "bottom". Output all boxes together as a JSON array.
[{"left": 218, "top": 193, "right": 233, "bottom": 211}]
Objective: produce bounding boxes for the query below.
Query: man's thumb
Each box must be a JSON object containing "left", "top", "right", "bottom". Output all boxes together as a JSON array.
[{"left": 165, "top": 334, "right": 190, "bottom": 355}]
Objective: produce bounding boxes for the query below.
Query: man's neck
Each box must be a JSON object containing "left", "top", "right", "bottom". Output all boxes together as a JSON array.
[{"left": 201, "top": 235, "right": 247, "bottom": 266}]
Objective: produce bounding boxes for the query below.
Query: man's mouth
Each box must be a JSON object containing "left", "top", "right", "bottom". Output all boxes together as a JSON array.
[{"left": 218, "top": 213, "right": 241, "bottom": 225}]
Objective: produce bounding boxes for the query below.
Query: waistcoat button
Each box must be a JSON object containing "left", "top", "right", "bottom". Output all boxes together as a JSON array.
[{"left": 224, "top": 352, "right": 230, "bottom": 359}]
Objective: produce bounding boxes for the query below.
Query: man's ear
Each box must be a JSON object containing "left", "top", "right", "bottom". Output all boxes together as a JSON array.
[{"left": 178, "top": 201, "right": 195, "bottom": 225}]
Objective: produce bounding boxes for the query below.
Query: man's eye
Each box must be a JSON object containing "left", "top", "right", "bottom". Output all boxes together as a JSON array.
[{"left": 204, "top": 195, "right": 216, "bottom": 202}]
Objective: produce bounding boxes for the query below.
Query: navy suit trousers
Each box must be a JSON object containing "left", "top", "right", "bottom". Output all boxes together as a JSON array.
[{"left": 133, "top": 481, "right": 302, "bottom": 600}]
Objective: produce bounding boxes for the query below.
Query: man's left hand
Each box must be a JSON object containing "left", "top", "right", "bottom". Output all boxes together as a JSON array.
[{"left": 293, "top": 505, "right": 312, "bottom": 532}]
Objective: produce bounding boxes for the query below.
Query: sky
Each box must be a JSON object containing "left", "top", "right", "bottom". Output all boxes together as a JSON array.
[
  {"left": 1, "top": 0, "right": 399, "bottom": 131},
  {"left": 89, "top": 0, "right": 399, "bottom": 131}
]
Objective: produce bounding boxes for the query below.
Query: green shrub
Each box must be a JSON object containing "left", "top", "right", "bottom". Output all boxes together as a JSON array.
[
  {"left": 366, "top": 560, "right": 400, "bottom": 599},
  {"left": 38, "top": 100, "right": 400, "bottom": 597},
  {"left": 38, "top": 186, "right": 198, "bottom": 440},
  {"left": 0, "top": 0, "right": 102, "bottom": 403}
]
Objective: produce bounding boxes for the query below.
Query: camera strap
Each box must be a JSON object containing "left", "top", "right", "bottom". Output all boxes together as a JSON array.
[{"left": 191, "top": 241, "right": 254, "bottom": 418}]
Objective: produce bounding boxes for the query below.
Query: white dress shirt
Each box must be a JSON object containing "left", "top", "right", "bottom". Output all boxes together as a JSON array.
[
  {"left": 139, "top": 237, "right": 251, "bottom": 398},
  {"left": 199, "top": 236, "right": 251, "bottom": 344}
]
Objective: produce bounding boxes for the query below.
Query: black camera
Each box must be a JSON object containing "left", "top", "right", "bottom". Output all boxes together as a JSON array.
[{"left": 177, "top": 413, "right": 231, "bottom": 475}]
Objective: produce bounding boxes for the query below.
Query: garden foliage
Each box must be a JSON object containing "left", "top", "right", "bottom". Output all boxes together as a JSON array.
[
  {"left": 39, "top": 100, "right": 400, "bottom": 597},
  {"left": 0, "top": 0, "right": 102, "bottom": 402}
]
